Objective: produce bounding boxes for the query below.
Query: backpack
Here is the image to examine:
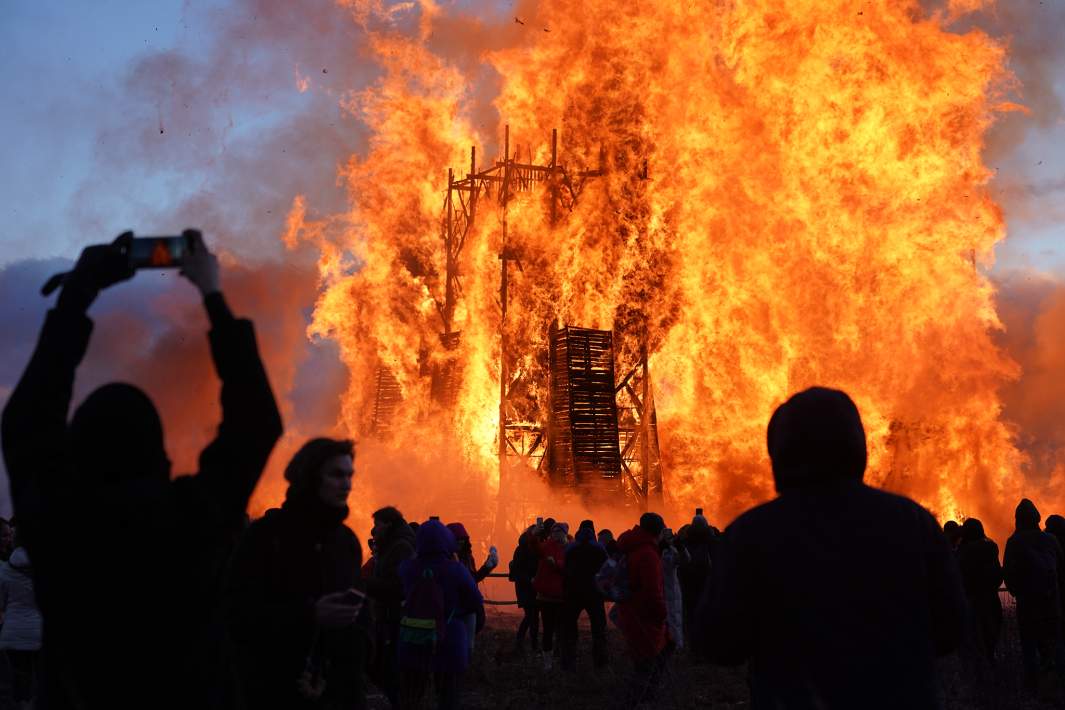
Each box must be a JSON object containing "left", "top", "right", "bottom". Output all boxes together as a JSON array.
[
  {"left": 399, "top": 565, "right": 449, "bottom": 648},
  {"left": 595, "top": 554, "right": 631, "bottom": 602}
]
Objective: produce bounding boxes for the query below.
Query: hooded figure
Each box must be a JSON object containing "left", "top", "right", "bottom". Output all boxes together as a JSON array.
[
  {"left": 397, "top": 520, "right": 484, "bottom": 710},
  {"left": 227, "top": 439, "right": 367, "bottom": 710},
  {"left": 957, "top": 518, "right": 1002, "bottom": 662},
  {"left": 1004, "top": 498, "right": 1065, "bottom": 690},
  {"left": 696, "top": 387, "right": 965, "bottom": 710},
  {"left": 1, "top": 234, "right": 283, "bottom": 709},
  {"left": 561, "top": 522, "right": 608, "bottom": 670},
  {"left": 365, "top": 507, "right": 416, "bottom": 706}
]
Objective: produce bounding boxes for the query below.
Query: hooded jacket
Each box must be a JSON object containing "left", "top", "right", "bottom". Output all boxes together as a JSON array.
[
  {"left": 1004, "top": 498, "right": 1065, "bottom": 629},
  {"left": 1, "top": 293, "right": 283, "bottom": 709},
  {"left": 397, "top": 521, "right": 484, "bottom": 674},
  {"left": 533, "top": 538, "right": 566, "bottom": 602},
  {"left": 563, "top": 526, "right": 607, "bottom": 604},
  {"left": 227, "top": 495, "right": 366, "bottom": 709},
  {"left": 0, "top": 547, "right": 42, "bottom": 651},
  {"left": 366, "top": 520, "right": 416, "bottom": 631},
  {"left": 697, "top": 387, "right": 965, "bottom": 710},
  {"left": 615, "top": 525, "right": 667, "bottom": 660}
]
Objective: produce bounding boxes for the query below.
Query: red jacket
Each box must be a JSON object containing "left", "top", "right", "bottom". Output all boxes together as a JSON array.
[
  {"left": 533, "top": 539, "right": 566, "bottom": 601},
  {"left": 615, "top": 526, "right": 667, "bottom": 659}
]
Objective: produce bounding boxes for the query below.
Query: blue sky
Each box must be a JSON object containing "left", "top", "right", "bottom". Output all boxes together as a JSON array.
[{"left": 1, "top": 0, "right": 1062, "bottom": 271}]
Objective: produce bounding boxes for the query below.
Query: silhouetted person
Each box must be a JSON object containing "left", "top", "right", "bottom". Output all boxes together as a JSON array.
[
  {"left": 561, "top": 521, "right": 608, "bottom": 670},
  {"left": 227, "top": 438, "right": 368, "bottom": 709},
  {"left": 0, "top": 530, "right": 41, "bottom": 709},
  {"left": 697, "top": 387, "right": 965, "bottom": 710},
  {"left": 397, "top": 520, "right": 484, "bottom": 710},
  {"left": 1, "top": 232, "right": 283, "bottom": 708},
  {"left": 365, "top": 506, "right": 415, "bottom": 706},
  {"left": 533, "top": 523, "right": 568, "bottom": 670},
  {"left": 1003, "top": 498, "right": 1065, "bottom": 692},
  {"left": 509, "top": 525, "right": 541, "bottom": 652},
  {"left": 677, "top": 514, "right": 713, "bottom": 648},
  {"left": 957, "top": 518, "right": 1002, "bottom": 663},
  {"left": 598, "top": 528, "right": 618, "bottom": 558},
  {"left": 944, "top": 520, "right": 963, "bottom": 551},
  {"left": 660, "top": 527, "right": 688, "bottom": 651},
  {"left": 616, "top": 512, "right": 668, "bottom": 707}
]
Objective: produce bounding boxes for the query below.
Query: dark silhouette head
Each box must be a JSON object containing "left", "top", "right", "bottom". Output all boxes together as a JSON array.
[
  {"left": 766, "top": 387, "right": 867, "bottom": 492},
  {"left": 283, "top": 437, "right": 354, "bottom": 503},
  {"left": 1015, "top": 498, "right": 1041, "bottom": 531},
  {"left": 69, "top": 383, "right": 171, "bottom": 484},
  {"left": 639, "top": 512, "right": 666, "bottom": 538},
  {"left": 943, "top": 520, "right": 962, "bottom": 547},
  {"left": 1046, "top": 514, "right": 1065, "bottom": 538},
  {"left": 961, "top": 518, "right": 985, "bottom": 543}
]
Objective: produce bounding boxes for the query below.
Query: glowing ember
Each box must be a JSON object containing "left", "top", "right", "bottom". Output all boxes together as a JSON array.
[{"left": 283, "top": 0, "right": 1026, "bottom": 538}]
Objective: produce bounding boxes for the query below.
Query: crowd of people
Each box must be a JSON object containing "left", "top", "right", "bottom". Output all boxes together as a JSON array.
[{"left": 4, "top": 235, "right": 1065, "bottom": 708}]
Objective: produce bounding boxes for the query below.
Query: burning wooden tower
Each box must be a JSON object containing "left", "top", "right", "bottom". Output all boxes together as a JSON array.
[{"left": 374, "top": 127, "right": 665, "bottom": 525}]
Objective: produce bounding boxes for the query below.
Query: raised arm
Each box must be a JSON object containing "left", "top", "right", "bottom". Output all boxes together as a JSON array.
[
  {"left": 181, "top": 232, "right": 283, "bottom": 517},
  {"left": 2, "top": 236, "right": 133, "bottom": 508}
]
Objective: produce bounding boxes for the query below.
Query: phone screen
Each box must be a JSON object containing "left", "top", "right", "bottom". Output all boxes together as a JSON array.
[{"left": 129, "top": 236, "right": 188, "bottom": 269}]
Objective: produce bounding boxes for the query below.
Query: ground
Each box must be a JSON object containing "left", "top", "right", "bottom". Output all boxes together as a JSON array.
[{"left": 369, "top": 594, "right": 1063, "bottom": 709}]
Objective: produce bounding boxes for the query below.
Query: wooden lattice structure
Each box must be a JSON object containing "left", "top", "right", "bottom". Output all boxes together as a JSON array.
[
  {"left": 547, "top": 326, "right": 623, "bottom": 497},
  {"left": 371, "top": 368, "right": 402, "bottom": 437}
]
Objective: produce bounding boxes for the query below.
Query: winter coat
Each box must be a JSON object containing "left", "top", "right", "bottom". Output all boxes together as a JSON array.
[
  {"left": 227, "top": 497, "right": 368, "bottom": 709},
  {"left": 533, "top": 539, "right": 566, "bottom": 602},
  {"left": 678, "top": 524, "right": 713, "bottom": 614},
  {"left": 958, "top": 537, "right": 1003, "bottom": 609},
  {"left": 1004, "top": 499, "right": 1065, "bottom": 634},
  {"left": 697, "top": 388, "right": 965, "bottom": 710},
  {"left": 509, "top": 533, "right": 539, "bottom": 609},
  {"left": 397, "top": 521, "right": 485, "bottom": 674},
  {"left": 661, "top": 545, "right": 686, "bottom": 649},
  {"left": 1, "top": 293, "right": 282, "bottom": 709},
  {"left": 365, "top": 522, "right": 416, "bottom": 632},
  {"left": 563, "top": 528, "right": 607, "bottom": 605},
  {"left": 0, "top": 548, "right": 42, "bottom": 651},
  {"left": 615, "top": 526, "right": 667, "bottom": 660}
]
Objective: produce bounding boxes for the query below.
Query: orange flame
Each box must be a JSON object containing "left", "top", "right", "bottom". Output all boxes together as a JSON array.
[{"left": 285, "top": 0, "right": 1029, "bottom": 539}]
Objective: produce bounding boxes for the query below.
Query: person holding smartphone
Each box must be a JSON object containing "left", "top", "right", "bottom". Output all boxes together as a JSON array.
[
  {"left": 226, "top": 438, "right": 369, "bottom": 709},
  {"left": 1, "top": 231, "right": 283, "bottom": 708}
]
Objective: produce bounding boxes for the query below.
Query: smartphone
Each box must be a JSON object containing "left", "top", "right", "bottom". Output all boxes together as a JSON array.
[
  {"left": 536, "top": 517, "right": 544, "bottom": 526},
  {"left": 429, "top": 515, "right": 440, "bottom": 521},
  {"left": 695, "top": 507, "right": 703, "bottom": 517},
  {"left": 128, "top": 235, "right": 189, "bottom": 269}
]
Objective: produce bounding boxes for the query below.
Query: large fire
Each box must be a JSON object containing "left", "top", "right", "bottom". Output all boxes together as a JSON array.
[{"left": 282, "top": 0, "right": 1028, "bottom": 539}]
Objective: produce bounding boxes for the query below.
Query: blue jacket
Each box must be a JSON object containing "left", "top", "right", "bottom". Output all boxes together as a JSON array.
[{"left": 398, "top": 521, "right": 484, "bottom": 673}]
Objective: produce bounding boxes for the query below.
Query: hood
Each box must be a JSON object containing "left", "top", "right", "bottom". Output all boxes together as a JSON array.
[
  {"left": 575, "top": 526, "right": 597, "bottom": 544},
  {"left": 416, "top": 520, "right": 458, "bottom": 557},
  {"left": 767, "top": 387, "right": 867, "bottom": 492},
  {"left": 69, "top": 382, "right": 170, "bottom": 485},
  {"left": 961, "top": 518, "right": 985, "bottom": 542},
  {"left": 1016, "top": 498, "right": 1041, "bottom": 530},
  {"left": 446, "top": 522, "right": 470, "bottom": 541},
  {"left": 7, "top": 547, "right": 30, "bottom": 570},
  {"left": 382, "top": 519, "right": 417, "bottom": 549},
  {"left": 1047, "top": 514, "right": 1065, "bottom": 537},
  {"left": 618, "top": 525, "right": 660, "bottom": 555}
]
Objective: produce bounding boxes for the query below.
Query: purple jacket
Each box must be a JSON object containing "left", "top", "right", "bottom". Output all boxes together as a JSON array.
[{"left": 398, "top": 521, "right": 485, "bottom": 673}]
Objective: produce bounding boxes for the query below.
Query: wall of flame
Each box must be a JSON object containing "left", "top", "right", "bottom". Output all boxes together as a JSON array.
[{"left": 283, "top": 0, "right": 1031, "bottom": 538}]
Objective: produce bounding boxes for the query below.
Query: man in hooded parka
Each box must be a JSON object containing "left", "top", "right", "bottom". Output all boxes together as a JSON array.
[
  {"left": 1003, "top": 498, "right": 1065, "bottom": 691},
  {"left": 365, "top": 506, "right": 416, "bottom": 705},
  {"left": 1, "top": 233, "right": 283, "bottom": 708},
  {"left": 696, "top": 387, "right": 966, "bottom": 710}
]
